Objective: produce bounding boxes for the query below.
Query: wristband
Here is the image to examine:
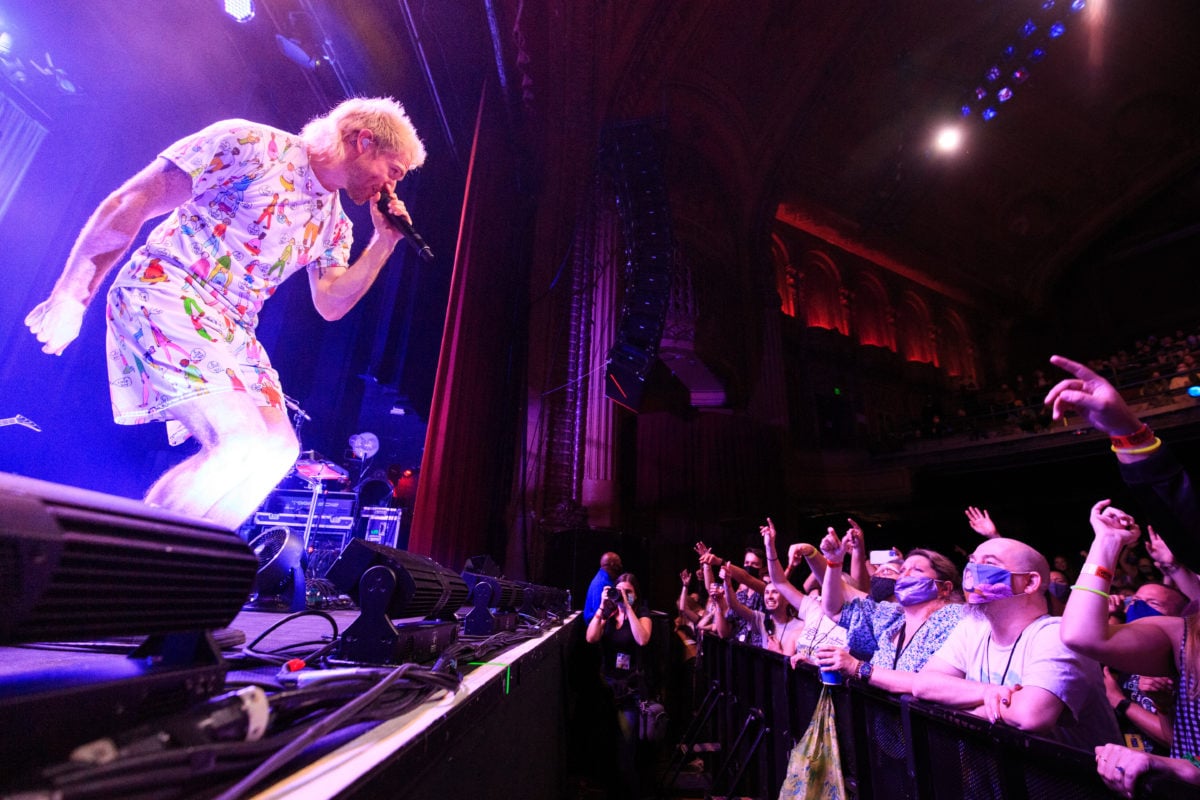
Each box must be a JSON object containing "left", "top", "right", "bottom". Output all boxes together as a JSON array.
[
  {"left": 1080, "top": 563, "right": 1114, "bottom": 581},
  {"left": 1115, "top": 698, "right": 1132, "bottom": 722},
  {"left": 1111, "top": 437, "right": 1162, "bottom": 456},
  {"left": 825, "top": 557, "right": 841, "bottom": 569},
  {"left": 1069, "top": 584, "right": 1111, "bottom": 599},
  {"left": 1109, "top": 424, "right": 1155, "bottom": 450},
  {"left": 767, "top": 555, "right": 779, "bottom": 562}
]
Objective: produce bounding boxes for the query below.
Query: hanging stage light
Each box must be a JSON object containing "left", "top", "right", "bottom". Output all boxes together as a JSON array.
[{"left": 223, "top": 0, "right": 255, "bottom": 24}]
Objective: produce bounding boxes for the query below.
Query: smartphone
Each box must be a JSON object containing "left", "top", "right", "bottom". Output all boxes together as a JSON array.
[{"left": 870, "top": 550, "right": 896, "bottom": 566}]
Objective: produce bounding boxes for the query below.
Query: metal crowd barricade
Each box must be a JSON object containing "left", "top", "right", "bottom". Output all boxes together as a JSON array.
[{"left": 666, "top": 632, "right": 1200, "bottom": 800}]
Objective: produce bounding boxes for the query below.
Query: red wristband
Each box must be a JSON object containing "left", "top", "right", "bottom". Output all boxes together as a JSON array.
[
  {"left": 825, "top": 557, "right": 841, "bottom": 569},
  {"left": 1080, "top": 562, "right": 1114, "bottom": 581},
  {"left": 1110, "top": 424, "right": 1154, "bottom": 450}
]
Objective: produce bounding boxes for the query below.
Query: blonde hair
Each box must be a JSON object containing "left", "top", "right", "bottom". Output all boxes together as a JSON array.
[{"left": 301, "top": 96, "right": 427, "bottom": 171}]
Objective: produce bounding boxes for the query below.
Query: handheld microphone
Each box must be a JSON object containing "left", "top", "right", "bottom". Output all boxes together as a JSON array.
[{"left": 376, "top": 194, "right": 434, "bottom": 263}]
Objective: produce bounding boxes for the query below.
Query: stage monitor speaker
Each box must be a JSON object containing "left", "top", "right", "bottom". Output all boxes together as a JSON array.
[
  {"left": 325, "top": 539, "right": 469, "bottom": 620},
  {"left": 0, "top": 472, "right": 258, "bottom": 643}
]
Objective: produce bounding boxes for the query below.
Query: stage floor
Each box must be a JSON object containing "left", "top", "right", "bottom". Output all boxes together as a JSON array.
[{"left": 0, "top": 608, "right": 578, "bottom": 800}]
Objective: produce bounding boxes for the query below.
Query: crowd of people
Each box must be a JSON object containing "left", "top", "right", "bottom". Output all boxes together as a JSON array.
[
  {"left": 901, "top": 327, "right": 1200, "bottom": 447},
  {"left": 585, "top": 354, "right": 1200, "bottom": 799}
]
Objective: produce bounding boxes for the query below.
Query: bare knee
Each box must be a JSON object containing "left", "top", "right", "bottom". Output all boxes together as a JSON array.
[{"left": 207, "top": 426, "right": 297, "bottom": 484}]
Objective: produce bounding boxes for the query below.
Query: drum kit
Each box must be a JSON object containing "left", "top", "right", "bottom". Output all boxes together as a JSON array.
[{"left": 269, "top": 396, "right": 395, "bottom": 558}]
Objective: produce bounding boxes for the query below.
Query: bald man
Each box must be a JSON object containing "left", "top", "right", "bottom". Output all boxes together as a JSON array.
[
  {"left": 584, "top": 551, "right": 623, "bottom": 619},
  {"left": 912, "top": 537, "right": 1121, "bottom": 750}
]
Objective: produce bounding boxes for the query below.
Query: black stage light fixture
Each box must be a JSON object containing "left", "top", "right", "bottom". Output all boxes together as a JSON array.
[
  {"left": 325, "top": 539, "right": 469, "bottom": 620},
  {"left": 0, "top": 473, "right": 258, "bottom": 768},
  {"left": 244, "top": 526, "right": 306, "bottom": 613},
  {"left": 461, "top": 571, "right": 521, "bottom": 610},
  {"left": 461, "top": 571, "right": 522, "bottom": 636},
  {"left": 0, "top": 472, "right": 257, "bottom": 644},
  {"left": 324, "top": 540, "right": 467, "bottom": 664}
]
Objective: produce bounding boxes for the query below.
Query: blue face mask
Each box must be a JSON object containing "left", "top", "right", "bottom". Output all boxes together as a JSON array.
[
  {"left": 869, "top": 576, "right": 897, "bottom": 602},
  {"left": 1046, "top": 581, "right": 1071, "bottom": 602},
  {"left": 1125, "top": 598, "right": 1163, "bottom": 623},
  {"left": 963, "top": 562, "right": 1018, "bottom": 604},
  {"left": 894, "top": 576, "right": 941, "bottom": 606}
]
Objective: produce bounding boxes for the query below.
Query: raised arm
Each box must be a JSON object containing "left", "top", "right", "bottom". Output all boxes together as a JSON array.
[
  {"left": 586, "top": 586, "right": 616, "bottom": 643},
  {"left": 760, "top": 519, "right": 810, "bottom": 611},
  {"left": 845, "top": 519, "right": 870, "bottom": 592},
  {"left": 820, "top": 529, "right": 850, "bottom": 623},
  {"left": 678, "top": 569, "right": 701, "bottom": 625},
  {"left": 307, "top": 189, "right": 405, "bottom": 321},
  {"left": 784, "top": 542, "right": 812, "bottom": 581},
  {"left": 1047, "top": 353, "right": 1200, "bottom": 572},
  {"left": 1147, "top": 525, "right": 1200, "bottom": 602},
  {"left": 721, "top": 565, "right": 758, "bottom": 623},
  {"left": 965, "top": 506, "right": 1000, "bottom": 539},
  {"left": 709, "top": 582, "right": 733, "bottom": 639},
  {"left": 1059, "top": 500, "right": 1176, "bottom": 676},
  {"left": 26, "top": 158, "right": 192, "bottom": 355},
  {"left": 1044, "top": 355, "right": 1146, "bottom": 455},
  {"left": 699, "top": 548, "right": 766, "bottom": 596}
]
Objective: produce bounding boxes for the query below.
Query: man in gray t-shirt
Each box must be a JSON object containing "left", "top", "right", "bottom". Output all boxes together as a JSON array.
[{"left": 912, "top": 537, "right": 1122, "bottom": 750}]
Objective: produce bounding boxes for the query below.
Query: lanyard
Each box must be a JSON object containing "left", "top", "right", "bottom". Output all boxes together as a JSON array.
[
  {"left": 982, "top": 629, "right": 1026, "bottom": 686},
  {"left": 892, "top": 615, "right": 932, "bottom": 670}
]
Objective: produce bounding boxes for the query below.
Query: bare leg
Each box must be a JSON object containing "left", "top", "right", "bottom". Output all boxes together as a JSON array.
[{"left": 144, "top": 393, "right": 298, "bottom": 529}]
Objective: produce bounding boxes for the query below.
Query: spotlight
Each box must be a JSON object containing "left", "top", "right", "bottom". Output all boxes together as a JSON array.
[
  {"left": 934, "top": 126, "right": 963, "bottom": 153},
  {"left": 223, "top": 0, "right": 255, "bottom": 23}
]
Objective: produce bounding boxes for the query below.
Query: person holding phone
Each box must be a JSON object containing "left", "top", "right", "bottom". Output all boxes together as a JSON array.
[{"left": 587, "top": 572, "right": 653, "bottom": 798}]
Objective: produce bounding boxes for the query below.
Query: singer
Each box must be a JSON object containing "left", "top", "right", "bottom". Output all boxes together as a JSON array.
[{"left": 24, "top": 97, "right": 426, "bottom": 529}]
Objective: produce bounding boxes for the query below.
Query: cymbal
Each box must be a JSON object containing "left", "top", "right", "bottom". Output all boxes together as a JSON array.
[{"left": 295, "top": 459, "right": 349, "bottom": 481}]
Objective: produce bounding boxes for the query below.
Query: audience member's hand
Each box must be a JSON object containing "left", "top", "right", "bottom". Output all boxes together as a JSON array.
[
  {"left": 820, "top": 528, "right": 846, "bottom": 562},
  {"left": 815, "top": 645, "right": 859, "bottom": 676},
  {"left": 699, "top": 551, "right": 721, "bottom": 567},
  {"left": 1094, "top": 743, "right": 1153, "bottom": 799},
  {"left": 845, "top": 518, "right": 864, "bottom": 551},
  {"left": 1089, "top": 500, "right": 1143, "bottom": 550},
  {"left": 978, "top": 683, "right": 1022, "bottom": 725},
  {"left": 680, "top": 568, "right": 692, "bottom": 586},
  {"left": 965, "top": 506, "right": 999, "bottom": 538},
  {"left": 760, "top": 518, "right": 777, "bottom": 552},
  {"left": 788, "top": 543, "right": 813, "bottom": 568},
  {"left": 1146, "top": 525, "right": 1176, "bottom": 571},
  {"left": 1107, "top": 592, "right": 1124, "bottom": 617},
  {"left": 694, "top": 541, "right": 711, "bottom": 558},
  {"left": 1137, "top": 675, "right": 1174, "bottom": 695},
  {"left": 1045, "top": 355, "right": 1143, "bottom": 436}
]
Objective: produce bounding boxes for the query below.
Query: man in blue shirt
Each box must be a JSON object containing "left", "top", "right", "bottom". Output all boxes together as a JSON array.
[{"left": 584, "top": 551, "right": 623, "bottom": 618}]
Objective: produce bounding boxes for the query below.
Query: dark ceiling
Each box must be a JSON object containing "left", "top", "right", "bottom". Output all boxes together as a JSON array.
[{"left": 455, "top": 1, "right": 1200, "bottom": 317}]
